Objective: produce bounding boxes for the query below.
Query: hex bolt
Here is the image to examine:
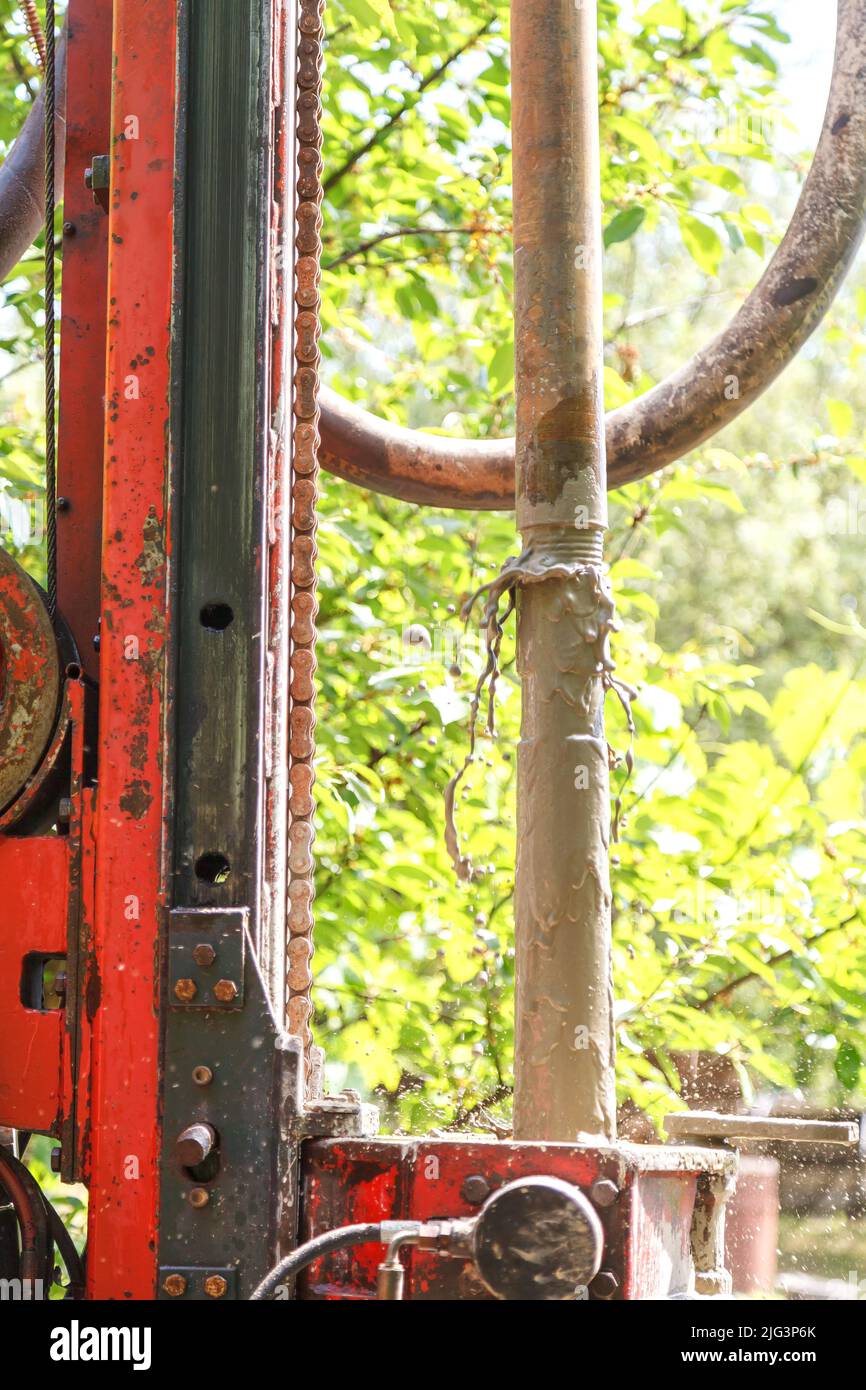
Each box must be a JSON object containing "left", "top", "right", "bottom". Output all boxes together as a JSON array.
[
  {"left": 590, "top": 1270, "right": 619, "bottom": 1300},
  {"left": 85, "top": 153, "right": 110, "bottom": 191},
  {"left": 461, "top": 1174, "right": 491, "bottom": 1206},
  {"left": 192, "top": 943, "right": 216, "bottom": 968},
  {"left": 590, "top": 1178, "right": 620, "bottom": 1209},
  {"left": 162, "top": 1274, "right": 187, "bottom": 1298},
  {"left": 175, "top": 1122, "right": 216, "bottom": 1167},
  {"left": 174, "top": 977, "right": 197, "bottom": 1003},
  {"left": 189, "top": 1187, "right": 210, "bottom": 1209},
  {"left": 204, "top": 1275, "right": 228, "bottom": 1299},
  {"left": 192, "top": 1065, "right": 214, "bottom": 1087},
  {"left": 213, "top": 979, "right": 238, "bottom": 1004}
]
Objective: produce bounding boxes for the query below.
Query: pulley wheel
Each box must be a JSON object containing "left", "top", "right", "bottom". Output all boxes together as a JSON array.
[{"left": 0, "top": 547, "right": 61, "bottom": 814}]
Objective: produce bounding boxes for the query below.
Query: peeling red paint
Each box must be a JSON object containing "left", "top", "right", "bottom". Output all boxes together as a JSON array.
[{"left": 84, "top": 0, "right": 176, "bottom": 1301}]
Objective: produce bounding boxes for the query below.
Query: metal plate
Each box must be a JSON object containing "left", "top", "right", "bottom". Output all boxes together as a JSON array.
[
  {"left": 158, "top": 1265, "right": 238, "bottom": 1301},
  {"left": 169, "top": 908, "right": 247, "bottom": 1010}
]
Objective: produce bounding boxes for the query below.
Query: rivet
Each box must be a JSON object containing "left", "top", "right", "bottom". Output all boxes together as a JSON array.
[
  {"left": 192, "top": 1065, "right": 213, "bottom": 1087},
  {"left": 189, "top": 1187, "right": 210, "bottom": 1209}
]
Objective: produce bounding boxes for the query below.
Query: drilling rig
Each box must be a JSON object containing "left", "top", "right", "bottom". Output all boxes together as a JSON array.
[{"left": 0, "top": 0, "right": 864, "bottom": 1301}]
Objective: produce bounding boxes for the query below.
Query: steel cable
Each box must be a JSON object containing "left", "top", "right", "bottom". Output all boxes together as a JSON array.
[{"left": 43, "top": 0, "right": 56, "bottom": 618}]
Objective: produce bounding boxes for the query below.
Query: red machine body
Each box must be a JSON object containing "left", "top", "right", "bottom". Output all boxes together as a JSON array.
[{"left": 300, "top": 1138, "right": 731, "bottom": 1300}]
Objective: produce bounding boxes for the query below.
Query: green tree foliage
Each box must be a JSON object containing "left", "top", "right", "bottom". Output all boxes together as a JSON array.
[
  {"left": 314, "top": 0, "right": 866, "bottom": 1131},
  {"left": 2, "top": 0, "right": 865, "bottom": 1136}
]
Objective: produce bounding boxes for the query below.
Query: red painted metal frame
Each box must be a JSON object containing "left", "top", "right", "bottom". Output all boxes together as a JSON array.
[
  {"left": 84, "top": 0, "right": 177, "bottom": 1300},
  {"left": 300, "top": 1139, "right": 702, "bottom": 1300},
  {"left": 0, "top": 677, "right": 89, "bottom": 1142},
  {"left": 56, "top": 0, "right": 112, "bottom": 680},
  {"left": 0, "top": 836, "right": 68, "bottom": 1130}
]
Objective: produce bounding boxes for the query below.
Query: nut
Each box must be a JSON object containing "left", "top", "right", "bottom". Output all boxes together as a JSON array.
[
  {"left": 189, "top": 1187, "right": 210, "bottom": 1209},
  {"left": 590, "top": 1269, "right": 619, "bottom": 1300},
  {"left": 174, "top": 977, "right": 197, "bottom": 1003},
  {"left": 461, "top": 1174, "right": 491, "bottom": 1206},
  {"left": 192, "top": 1065, "right": 214, "bottom": 1087},
  {"left": 590, "top": 1178, "right": 619, "bottom": 1208},
  {"left": 162, "top": 1274, "right": 187, "bottom": 1298},
  {"left": 213, "top": 979, "right": 238, "bottom": 1003},
  {"left": 192, "top": 943, "right": 216, "bottom": 968},
  {"left": 204, "top": 1274, "right": 228, "bottom": 1299}
]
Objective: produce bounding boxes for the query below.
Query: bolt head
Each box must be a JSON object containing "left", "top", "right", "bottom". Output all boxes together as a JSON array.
[
  {"left": 174, "top": 977, "right": 197, "bottom": 1003},
  {"left": 590, "top": 1178, "right": 620, "bottom": 1209},
  {"left": 204, "top": 1274, "right": 228, "bottom": 1299},
  {"left": 50, "top": 1146, "right": 62, "bottom": 1173},
  {"left": 192, "top": 943, "right": 216, "bottom": 968},
  {"left": 590, "top": 1269, "right": 619, "bottom": 1300},
  {"left": 213, "top": 978, "right": 238, "bottom": 1003},
  {"left": 192, "top": 1065, "right": 214, "bottom": 1087},
  {"left": 461, "top": 1174, "right": 491, "bottom": 1206},
  {"left": 189, "top": 1187, "right": 210, "bottom": 1209},
  {"left": 163, "top": 1274, "right": 187, "bottom": 1298}
]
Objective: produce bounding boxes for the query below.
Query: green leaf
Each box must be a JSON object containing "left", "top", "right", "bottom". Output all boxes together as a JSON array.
[
  {"left": 835, "top": 1040, "right": 861, "bottom": 1091},
  {"left": 826, "top": 397, "right": 854, "bottom": 439},
  {"left": 487, "top": 337, "right": 514, "bottom": 395},
  {"left": 678, "top": 213, "right": 723, "bottom": 276},
  {"left": 347, "top": 0, "right": 399, "bottom": 38},
  {"left": 604, "top": 206, "right": 646, "bottom": 247}
]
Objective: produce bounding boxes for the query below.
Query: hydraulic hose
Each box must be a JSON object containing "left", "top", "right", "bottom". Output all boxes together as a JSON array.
[
  {"left": 249, "top": 1220, "right": 421, "bottom": 1301},
  {"left": 0, "top": 1146, "right": 51, "bottom": 1288}
]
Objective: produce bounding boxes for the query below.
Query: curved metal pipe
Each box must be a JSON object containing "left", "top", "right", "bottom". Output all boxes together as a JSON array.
[
  {"left": 2, "top": 13, "right": 865, "bottom": 504},
  {"left": 0, "top": 29, "right": 66, "bottom": 284},
  {"left": 320, "top": 0, "right": 866, "bottom": 505}
]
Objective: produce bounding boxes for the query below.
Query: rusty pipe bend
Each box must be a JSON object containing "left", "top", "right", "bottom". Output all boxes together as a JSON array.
[
  {"left": 0, "top": 27, "right": 66, "bottom": 284},
  {"left": 319, "top": 0, "right": 866, "bottom": 506},
  {"left": 1, "top": 13, "right": 864, "bottom": 504}
]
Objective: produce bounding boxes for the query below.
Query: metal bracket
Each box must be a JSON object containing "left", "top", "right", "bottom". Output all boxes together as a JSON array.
[
  {"left": 297, "top": 1092, "right": 379, "bottom": 1141},
  {"left": 169, "top": 908, "right": 246, "bottom": 1010},
  {"left": 665, "top": 1111, "right": 859, "bottom": 1147}
]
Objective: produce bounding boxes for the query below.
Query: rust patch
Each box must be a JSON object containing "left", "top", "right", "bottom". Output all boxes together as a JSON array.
[{"left": 119, "top": 777, "right": 154, "bottom": 819}]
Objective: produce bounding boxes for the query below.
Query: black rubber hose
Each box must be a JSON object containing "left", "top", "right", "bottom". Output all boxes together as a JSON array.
[
  {"left": 250, "top": 1222, "right": 390, "bottom": 1301},
  {"left": 38, "top": 1183, "right": 85, "bottom": 1299}
]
